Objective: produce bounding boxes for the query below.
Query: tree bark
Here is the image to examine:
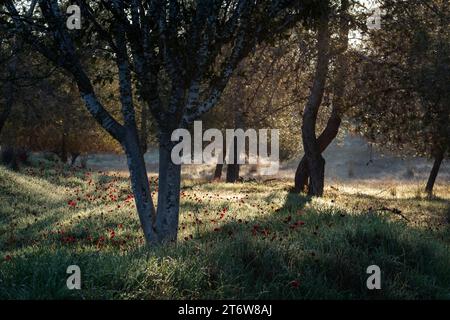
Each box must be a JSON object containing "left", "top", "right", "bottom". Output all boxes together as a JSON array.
[
  {"left": 213, "top": 163, "right": 223, "bottom": 181},
  {"left": 226, "top": 87, "right": 244, "bottom": 183},
  {"left": 425, "top": 150, "right": 444, "bottom": 196},
  {"left": 122, "top": 128, "right": 157, "bottom": 244},
  {"left": 226, "top": 134, "right": 240, "bottom": 183},
  {"left": 294, "top": 156, "right": 309, "bottom": 192},
  {"left": 226, "top": 163, "right": 240, "bottom": 183},
  {"left": 212, "top": 147, "right": 225, "bottom": 181},
  {"left": 154, "top": 132, "right": 181, "bottom": 243},
  {"left": 139, "top": 104, "right": 149, "bottom": 155},
  {"left": 301, "top": 15, "right": 330, "bottom": 196},
  {"left": 295, "top": 102, "right": 342, "bottom": 192}
]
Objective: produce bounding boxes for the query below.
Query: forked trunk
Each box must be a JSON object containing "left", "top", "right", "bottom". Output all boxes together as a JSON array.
[
  {"left": 301, "top": 16, "right": 330, "bottom": 197},
  {"left": 295, "top": 1, "right": 348, "bottom": 195},
  {"left": 294, "top": 109, "right": 341, "bottom": 192}
]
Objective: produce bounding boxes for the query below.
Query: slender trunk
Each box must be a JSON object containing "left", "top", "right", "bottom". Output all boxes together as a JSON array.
[
  {"left": 213, "top": 163, "right": 223, "bottom": 181},
  {"left": 212, "top": 142, "right": 225, "bottom": 181},
  {"left": 226, "top": 91, "right": 244, "bottom": 183},
  {"left": 70, "top": 152, "right": 80, "bottom": 166},
  {"left": 139, "top": 104, "right": 149, "bottom": 155},
  {"left": 301, "top": 16, "right": 330, "bottom": 197},
  {"left": 154, "top": 132, "right": 181, "bottom": 243},
  {"left": 226, "top": 135, "right": 240, "bottom": 183},
  {"left": 425, "top": 150, "right": 444, "bottom": 196},
  {"left": 123, "top": 128, "right": 157, "bottom": 244}
]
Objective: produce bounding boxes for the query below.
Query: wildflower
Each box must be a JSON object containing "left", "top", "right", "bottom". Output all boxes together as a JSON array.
[
  {"left": 67, "top": 200, "right": 77, "bottom": 207},
  {"left": 290, "top": 279, "right": 300, "bottom": 288}
]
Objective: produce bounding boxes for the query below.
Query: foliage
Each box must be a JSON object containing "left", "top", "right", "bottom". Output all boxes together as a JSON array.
[{"left": 348, "top": 0, "right": 450, "bottom": 159}]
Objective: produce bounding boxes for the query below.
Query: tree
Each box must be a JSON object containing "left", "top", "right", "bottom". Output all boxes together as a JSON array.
[
  {"left": 294, "top": 0, "right": 351, "bottom": 194},
  {"left": 1, "top": 74, "right": 122, "bottom": 163},
  {"left": 206, "top": 38, "right": 305, "bottom": 182},
  {"left": 293, "top": 0, "right": 352, "bottom": 196},
  {"left": 348, "top": 0, "right": 450, "bottom": 196},
  {"left": 3, "top": 0, "right": 322, "bottom": 244}
]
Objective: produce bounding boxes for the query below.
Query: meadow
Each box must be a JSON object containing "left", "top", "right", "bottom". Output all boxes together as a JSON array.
[{"left": 1, "top": 160, "right": 450, "bottom": 299}]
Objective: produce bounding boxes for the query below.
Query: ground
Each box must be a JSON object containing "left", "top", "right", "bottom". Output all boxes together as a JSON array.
[{"left": 1, "top": 160, "right": 450, "bottom": 299}]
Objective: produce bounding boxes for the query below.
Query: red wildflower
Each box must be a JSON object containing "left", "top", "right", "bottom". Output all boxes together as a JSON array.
[
  {"left": 290, "top": 279, "right": 300, "bottom": 288},
  {"left": 67, "top": 200, "right": 77, "bottom": 207},
  {"left": 5, "top": 255, "right": 12, "bottom": 261}
]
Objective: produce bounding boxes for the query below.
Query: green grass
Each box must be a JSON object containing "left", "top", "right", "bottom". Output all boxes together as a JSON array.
[{"left": 1, "top": 164, "right": 450, "bottom": 299}]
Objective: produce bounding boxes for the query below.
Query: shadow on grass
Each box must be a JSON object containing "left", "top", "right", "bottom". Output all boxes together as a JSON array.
[
  {"left": 1, "top": 165, "right": 450, "bottom": 299},
  {"left": 2, "top": 188, "right": 450, "bottom": 300}
]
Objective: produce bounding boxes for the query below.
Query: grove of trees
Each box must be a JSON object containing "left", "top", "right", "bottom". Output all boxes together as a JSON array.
[{"left": 1, "top": 0, "right": 448, "bottom": 245}]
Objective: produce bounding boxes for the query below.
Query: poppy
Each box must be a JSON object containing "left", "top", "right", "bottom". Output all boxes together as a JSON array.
[{"left": 290, "top": 279, "right": 300, "bottom": 288}]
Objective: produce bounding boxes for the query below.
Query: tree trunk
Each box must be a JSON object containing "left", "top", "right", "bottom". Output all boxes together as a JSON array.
[
  {"left": 154, "top": 132, "right": 181, "bottom": 243},
  {"left": 213, "top": 163, "right": 223, "bottom": 181},
  {"left": 226, "top": 87, "right": 244, "bottom": 183},
  {"left": 301, "top": 15, "right": 330, "bottom": 197},
  {"left": 122, "top": 128, "right": 157, "bottom": 244},
  {"left": 60, "top": 132, "right": 68, "bottom": 163},
  {"left": 70, "top": 152, "right": 80, "bottom": 166},
  {"left": 212, "top": 145, "right": 225, "bottom": 181},
  {"left": 425, "top": 150, "right": 444, "bottom": 196},
  {"left": 226, "top": 134, "right": 240, "bottom": 183},
  {"left": 139, "top": 104, "right": 149, "bottom": 155},
  {"left": 294, "top": 108, "right": 342, "bottom": 192},
  {"left": 226, "top": 163, "right": 240, "bottom": 183},
  {"left": 294, "top": 157, "right": 309, "bottom": 192},
  {"left": 295, "top": 1, "right": 348, "bottom": 194}
]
